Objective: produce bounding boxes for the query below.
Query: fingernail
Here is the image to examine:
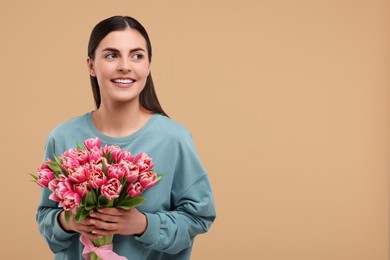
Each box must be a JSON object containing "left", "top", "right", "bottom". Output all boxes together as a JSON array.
[
  {"left": 90, "top": 213, "right": 95, "bottom": 217},
  {"left": 90, "top": 220, "right": 95, "bottom": 224}
]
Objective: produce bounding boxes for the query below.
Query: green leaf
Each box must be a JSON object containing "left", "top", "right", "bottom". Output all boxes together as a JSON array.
[
  {"left": 114, "top": 183, "right": 128, "bottom": 207},
  {"left": 156, "top": 175, "right": 163, "bottom": 182},
  {"left": 116, "top": 196, "right": 145, "bottom": 210},
  {"left": 102, "top": 159, "right": 107, "bottom": 175},
  {"left": 53, "top": 154, "right": 62, "bottom": 165},
  {"left": 29, "top": 173, "right": 38, "bottom": 181},
  {"left": 85, "top": 204, "right": 96, "bottom": 211},
  {"left": 104, "top": 152, "right": 113, "bottom": 164},
  {"left": 64, "top": 210, "right": 72, "bottom": 225},
  {"left": 76, "top": 142, "right": 83, "bottom": 150},
  {"left": 85, "top": 191, "right": 97, "bottom": 210},
  {"left": 75, "top": 207, "right": 89, "bottom": 223},
  {"left": 98, "top": 194, "right": 114, "bottom": 208},
  {"left": 46, "top": 161, "right": 61, "bottom": 172}
]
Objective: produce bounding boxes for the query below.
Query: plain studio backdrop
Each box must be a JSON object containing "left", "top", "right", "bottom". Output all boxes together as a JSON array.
[{"left": 0, "top": 1, "right": 389, "bottom": 259}]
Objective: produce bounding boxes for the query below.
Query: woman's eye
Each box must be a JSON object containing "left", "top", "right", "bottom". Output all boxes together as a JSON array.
[
  {"left": 105, "top": 53, "right": 117, "bottom": 59},
  {"left": 131, "top": 53, "right": 144, "bottom": 60}
]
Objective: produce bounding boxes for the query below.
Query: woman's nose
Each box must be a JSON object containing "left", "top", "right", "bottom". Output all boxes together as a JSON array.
[{"left": 118, "top": 58, "right": 132, "bottom": 72}]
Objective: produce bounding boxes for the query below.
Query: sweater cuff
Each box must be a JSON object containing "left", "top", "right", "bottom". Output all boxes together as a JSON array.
[
  {"left": 54, "top": 210, "right": 77, "bottom": 240},
  {"left": 134, "top": 212, "right": 160, "bottom": 245}
]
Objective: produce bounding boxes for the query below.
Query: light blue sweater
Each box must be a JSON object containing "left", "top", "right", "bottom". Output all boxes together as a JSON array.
[{"left": 36, "top": 112, "right": 216, "bottom": 260}]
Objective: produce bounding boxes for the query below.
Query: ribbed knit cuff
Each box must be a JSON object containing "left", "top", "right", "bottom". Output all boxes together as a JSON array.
[
  {"left": 134, "top": 212, "right": 160, "bottom": 245},
  {"left": 54, "top": 210, "right": 78, "bottom": 240}
]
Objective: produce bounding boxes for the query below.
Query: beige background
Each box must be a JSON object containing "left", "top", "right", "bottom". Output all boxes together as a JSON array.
[{"left": 0, "top": 0, "right": 389, "bottom": 259}]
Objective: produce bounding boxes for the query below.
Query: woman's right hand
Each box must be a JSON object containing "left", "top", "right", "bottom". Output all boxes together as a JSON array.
[{"left": 58, "top": 209, "right": 102, "bottom": 240}]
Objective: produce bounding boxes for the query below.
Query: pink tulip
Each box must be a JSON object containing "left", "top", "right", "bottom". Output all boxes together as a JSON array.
[
  {"left": 36, "top": 168, "right": 55, "bottom": 188},
  {"left": 49, "top": 176, "right": 73, "bottom": 202},
  {"left": 48, "top": 179, "right": 61, "bottom": 202},
  {"left": 134, "top": 153, "right": 154, "bottom": 173},
  {"left": 40, "top": 159, "right": 53, "bottom": 170},
  {"left": 126, "top": 163, "right": 139, "bottom": 183},
  {"left": 59, "top": 190, "right": 81, "bottom": 211},
  {"left": 139, "top": 171, "right": 158, "bottom": 189},
  {"left": 122, "top": 151, "right": 134, "bottom": 162},
  {"left": 126, "top": 182, "right": 144, "bottom": 197},
  {"left": 107, "top": 163, "right": 129, "bottom": 180},
  {"left": 64, "top": 148, "right": 89, "bottom": 165},
  {"left": 101, "top": 178, "right": 123, "bottom": 200},
  {"left": 103, "top": 145, "right": 125, "bottom": 163},
  {"left": 87, "top": 162, "right": 107, "bottom": 189},
  {"left": 84, "top": 137, "right": 101, "bottom": 150},
  {"left": 60, "top": 154, "right": 80, "bottom": 172},
  {"left": 89, "top": 147, "right": 103, "bottom": 162},
  {"left": 57, "top": 177, "right": 74, "bottom": 198},
  {"left": 48, "top": 178, "right": 60, "bottom": 192},
  {"left": 49, "top": 190, "right": 62, "bottom": 203},
  {"left": 73, "top": 181, "right": 89, "bottom": 198},
  {"left": 68, "top": 165, "right": 88, "bottom": 183}
]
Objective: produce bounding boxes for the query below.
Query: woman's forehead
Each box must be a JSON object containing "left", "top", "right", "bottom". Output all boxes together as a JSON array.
[{"left": 97, "top": 28, "right": 147, "bottom": 51}]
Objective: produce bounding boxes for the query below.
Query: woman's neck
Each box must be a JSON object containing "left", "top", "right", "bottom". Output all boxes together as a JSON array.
[{"left": 92, "top": 102, "right": 153, "bottom": 137}]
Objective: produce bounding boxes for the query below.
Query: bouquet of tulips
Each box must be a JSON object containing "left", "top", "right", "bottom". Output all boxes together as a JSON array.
[{"left": 31, "top": 137, "right": 162, "bottom": 260}]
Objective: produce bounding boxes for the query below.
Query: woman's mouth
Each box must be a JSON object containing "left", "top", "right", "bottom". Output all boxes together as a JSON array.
[{"left": 111, "top": 78, "right": 135, "bottom": 84}]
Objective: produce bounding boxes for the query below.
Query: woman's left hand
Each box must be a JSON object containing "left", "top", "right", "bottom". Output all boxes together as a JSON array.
[{"left": 88, "top": 207, "right": 147, "bottom": 236}]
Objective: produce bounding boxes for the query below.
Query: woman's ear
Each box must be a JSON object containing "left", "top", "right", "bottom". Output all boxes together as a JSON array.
[
  {"left": 148, "top": 63, "right": 152, "bottom": 76},
  {"left": 87, "top": 58, "right": 96, "bottom": 77}
]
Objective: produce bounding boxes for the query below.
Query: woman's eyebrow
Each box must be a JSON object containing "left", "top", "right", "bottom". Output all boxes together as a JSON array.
[
  {"left": 101, "top": 47, "right": 146, "bottom": 53},
  {"left": 129, "top": 47, "right": 146, "bottom": 53},
  {"left": 101, "top": 47, "right": 119, "bottom": 53}
]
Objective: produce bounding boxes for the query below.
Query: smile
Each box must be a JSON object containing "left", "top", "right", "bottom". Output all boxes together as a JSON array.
[{"left": 112, "top": 78, "right": 135, "bottom": 84}]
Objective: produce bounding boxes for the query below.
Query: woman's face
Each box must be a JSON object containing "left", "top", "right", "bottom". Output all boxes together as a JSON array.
[{"left": 88, "top": 28, "right": 150, "bottom": 108}]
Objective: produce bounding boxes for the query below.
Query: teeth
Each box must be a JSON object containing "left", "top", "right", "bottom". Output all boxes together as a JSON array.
[{"left": 113, "top": 79, "right": 134, "bottom": 84}]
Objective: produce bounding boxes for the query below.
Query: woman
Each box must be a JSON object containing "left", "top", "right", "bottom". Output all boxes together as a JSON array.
[{"left": 36, "top": 15, "right": 216, "bottom": 260}]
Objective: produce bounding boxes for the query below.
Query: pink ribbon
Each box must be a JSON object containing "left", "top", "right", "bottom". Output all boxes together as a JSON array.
[{"left": 80, "top": 235, "right": 127, "bottom": 260}]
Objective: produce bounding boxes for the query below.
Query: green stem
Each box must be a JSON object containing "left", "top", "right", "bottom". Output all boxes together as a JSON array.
[
  {"left": 92, "top": 234, "right": 113, "bottom": 247},
  {"left": 90, "top": 252, "right": 99, "bottom": 260},
  {"left": 89, "top": 234, "right": 113, "bottom": 260}
]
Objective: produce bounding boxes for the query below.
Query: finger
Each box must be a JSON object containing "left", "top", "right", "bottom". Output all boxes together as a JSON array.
[
  {"left": 79, "top": 217, "right": 94, "bottom": 226},
  {"left": 96, "top": 207, "right": 126, "bottom": 216},
  {"left": 71, "top": 208, "right": 78, "bottom": 215},
  {"left": 89, "top": 212, "right": 120, "bottom": 223},
  {"left": 90, "top": 218, "right": 117, "bottom": 231},
  {"left": 91, "top": 228, "right": 115, "bottom": 237},
  {"left": 77, "top": 222, "right": 96, "bottom": 233},
  {"left": 81, "top": 231, "right": 103, "bottom": 240}
]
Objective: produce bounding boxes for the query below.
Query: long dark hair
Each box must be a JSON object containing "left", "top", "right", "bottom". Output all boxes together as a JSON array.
[{"left": 87, "top": 16, "right": 168, "bottom": 117}]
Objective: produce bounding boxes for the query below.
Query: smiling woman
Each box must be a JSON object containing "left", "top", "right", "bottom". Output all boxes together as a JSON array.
[
  {"left": 35, "top": 16, "right": 216, "bottom": 260},
  {"left": 87, "top": 29, "right": 150, "bottom": 112},
  {"left": 87, "top": 16, "right": 167, "bottom": 117}
]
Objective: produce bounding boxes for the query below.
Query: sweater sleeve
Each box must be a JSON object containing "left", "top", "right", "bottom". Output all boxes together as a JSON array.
[
  {"left": 36, "top": 136, "right": 78, "bottom": 253},
  {"left": 134, "top": 130, "right": 216, "bottom": 254},
  {"left": 136, "top": 176, "right": 215, "bottom": 254}
]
